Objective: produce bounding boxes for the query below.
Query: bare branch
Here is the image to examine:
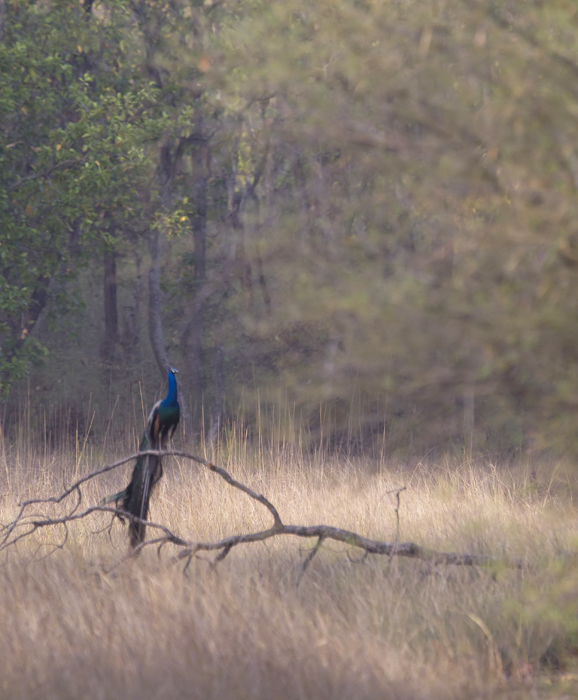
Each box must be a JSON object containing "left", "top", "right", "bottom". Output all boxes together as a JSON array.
[
  {"left": 389, "top": 485, "right": 406, "bottom": 543},
  {"left": 0, "top": 452, "right": 146, "bottom": 546},
  {"left": 0, "top": 450, "right": 524, "bottom": 573},
  {"left": 172, "top": 522, "right": 521, "bottom": 569},
  {"left": 297, "top": 535, "right": 325, "bottom": 585}
]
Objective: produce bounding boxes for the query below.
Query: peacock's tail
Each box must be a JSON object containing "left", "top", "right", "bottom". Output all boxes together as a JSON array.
[
  {"left": 99, "top": 432, "right": 158, "bottom": 548},
  {"left": 123, "top": 450, "right": 163, "bottom": 549}
]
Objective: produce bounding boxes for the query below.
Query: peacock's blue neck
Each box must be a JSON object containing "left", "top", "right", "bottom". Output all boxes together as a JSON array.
[{"left": 162, "top": 370, "right": 178, "bottom": 407}]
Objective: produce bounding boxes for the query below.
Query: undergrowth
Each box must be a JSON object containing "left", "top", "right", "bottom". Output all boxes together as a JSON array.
[{"left": 0, "top": 422, "right": 577, "bottom": 699}]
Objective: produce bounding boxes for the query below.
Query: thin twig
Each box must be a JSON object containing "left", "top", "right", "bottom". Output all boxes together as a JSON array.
[
  {"left": 297, "top": 535, "right": 325, "bottom": 585},
  {"left": 387, "top": 485, "right": 406, "bottom": 543}
]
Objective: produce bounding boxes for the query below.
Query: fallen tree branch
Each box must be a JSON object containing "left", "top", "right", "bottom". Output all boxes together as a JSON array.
[
  {"left": 172, "top": 522, "right": 520, "bottom": 569},
  {"left": 0, "top": 450, "right": 524, "bottom": 573},
  {"left": 0, "top": 453, "right": 150, "bottom": 547}
]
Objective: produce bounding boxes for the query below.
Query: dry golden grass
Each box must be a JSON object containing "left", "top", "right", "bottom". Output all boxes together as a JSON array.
[{"left": 1, "top": 432, "right": 578, "bottom": 699}]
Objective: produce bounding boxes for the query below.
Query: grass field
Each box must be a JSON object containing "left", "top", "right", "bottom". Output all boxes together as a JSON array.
[{"left": 1, "top": 429, "right": 578, "bottom": 699}]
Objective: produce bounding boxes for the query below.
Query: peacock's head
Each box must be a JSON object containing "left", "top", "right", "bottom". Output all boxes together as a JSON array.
[{"left": 169, "top": 367, "right": 179, "bottom": 375}]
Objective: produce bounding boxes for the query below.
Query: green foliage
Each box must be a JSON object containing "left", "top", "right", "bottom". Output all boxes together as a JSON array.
[
  {"left": 0, "top": 0, "right": 158, "bottom": 393},
  {"left": 6, "top": 0, "right": 578, "bottom": 457},
  {"left": 205, "top": 0, "right": 578, "bottom": 454},
  {"left": 506, "top": 553, "right": 578, "bottom": 671}
]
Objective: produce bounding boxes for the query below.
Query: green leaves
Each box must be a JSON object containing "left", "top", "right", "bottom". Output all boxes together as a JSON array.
[
  {"left": 0, "top": 0, "right": 158, "bottom": 391},
  {"left": 4, "top": 0, "right": 578, "bottom": 456},
  {"left": 201, "top": 0, "right": 578, "bottom": 454}
]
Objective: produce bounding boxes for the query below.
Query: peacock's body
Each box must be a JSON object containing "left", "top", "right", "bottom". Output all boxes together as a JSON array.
[{"left": 110, "top": 368, "right": 180, "bottom": 549}]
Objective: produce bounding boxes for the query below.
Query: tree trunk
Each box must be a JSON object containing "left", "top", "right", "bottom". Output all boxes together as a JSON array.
[
  {"left": 101, "top": 249, "right": 118, "bottom": 362},
  {"left": 121, "top": 251, "right": 142, "bottom": 366},
  {"left": 147, "top": 140, "right": 173, "bottom": 379},
  {"left": 208, "top": 342, "right": 224, "bottom": 443},
  {"left": 182, "top": 112, "right": 208, "bottom": 425},
  {"left": 148, "top": 227, "right": 170, "bottom": 378}
]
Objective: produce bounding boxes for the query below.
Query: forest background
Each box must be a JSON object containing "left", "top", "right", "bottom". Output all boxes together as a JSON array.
[{"left": 2, "top": 0, "right": 578, "bottom": 460}]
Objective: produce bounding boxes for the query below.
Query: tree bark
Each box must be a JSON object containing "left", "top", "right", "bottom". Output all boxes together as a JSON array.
[
  {"left": 147, "top": 140, "right": 173, "bottom": 379},
  {"left": 148, "top": 227, "right": 170, "bottom": 378},
  {"left": 182, "top": 111, "right": 208, "bottom": 424},
  {"left": 101, "top": 249, "right": 119, "bottom": 362},
  {"left": 208, "top": 342, "right": 224, "bottom": 443},
  {"left": 121, "top": 251, "right": 142, "bottom": 366}
]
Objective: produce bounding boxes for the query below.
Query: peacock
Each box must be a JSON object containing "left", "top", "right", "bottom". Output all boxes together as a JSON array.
[{"left": 107, "top": 367, "right": 180, "bottom": 549}]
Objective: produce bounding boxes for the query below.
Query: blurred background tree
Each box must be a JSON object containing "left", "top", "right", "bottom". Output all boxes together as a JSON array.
[{"left": 3, "top": 0, "right": 578, "bottom": 459}]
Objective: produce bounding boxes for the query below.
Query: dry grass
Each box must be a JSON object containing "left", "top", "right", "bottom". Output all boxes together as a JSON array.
[{"left": 0, "top": 432, "right": 578, "bottom": 699}]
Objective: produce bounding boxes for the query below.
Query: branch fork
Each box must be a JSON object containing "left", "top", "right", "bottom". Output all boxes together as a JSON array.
[{"left": 0, "top": 450, "right": 524, "bottom": 574}]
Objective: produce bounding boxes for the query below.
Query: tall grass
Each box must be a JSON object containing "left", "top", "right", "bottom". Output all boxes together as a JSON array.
[{"left": 0, "top": 415, "right": 577, "bottom": 698}]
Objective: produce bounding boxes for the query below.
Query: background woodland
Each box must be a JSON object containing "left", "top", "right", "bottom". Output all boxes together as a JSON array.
[{"left": 3, "top": 0, "right": 578, "bottom": 458}]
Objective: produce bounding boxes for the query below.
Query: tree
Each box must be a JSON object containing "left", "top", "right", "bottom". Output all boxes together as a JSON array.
[
  {"left": 7, "top": 0, "right": 578, "bottom": 458},
  {"left": 200, "top": 0, "right": 578, "bottom": 455},
  {"left": 0, "top": 0, "right": 160, "bottom": 392}
]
